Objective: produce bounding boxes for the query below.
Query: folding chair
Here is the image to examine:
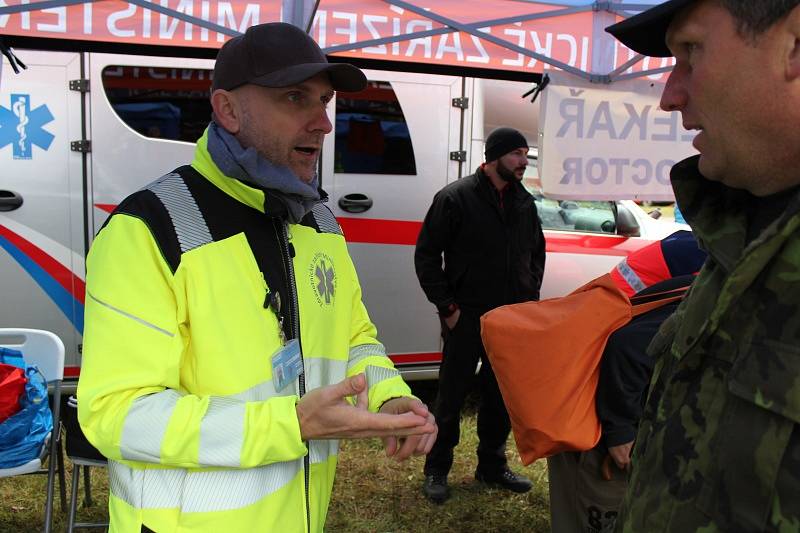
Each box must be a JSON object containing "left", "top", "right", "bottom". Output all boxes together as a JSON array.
[
  {"left": 0, "top": 328, "right": 67, "bottom": 533},
  {"left": 64, "top": 395, "right": 108, "bottom": 532}
]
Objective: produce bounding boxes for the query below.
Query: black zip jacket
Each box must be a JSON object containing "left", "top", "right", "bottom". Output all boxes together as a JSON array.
[
  {"left": 596, "top": 275, "right": 694, "bottom": 449},
  {"left": 414, "top": 167, "right": 545, "bottom": 314}
]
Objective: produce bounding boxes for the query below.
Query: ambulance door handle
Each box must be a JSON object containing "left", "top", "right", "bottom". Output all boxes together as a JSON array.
[
  {"left": 0, "top": 190, "right": 23, "bottom": 212},
  {"left": 338, "top": 193, "right": 373, "bottom": 213}
]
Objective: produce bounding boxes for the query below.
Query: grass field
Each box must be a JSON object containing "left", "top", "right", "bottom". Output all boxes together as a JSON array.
[
  {"left": 0, "top": 384, "right": 552, "bottom": 532},
  {"left": 327, "top": 418, "right": 550, "bottom": 532}
]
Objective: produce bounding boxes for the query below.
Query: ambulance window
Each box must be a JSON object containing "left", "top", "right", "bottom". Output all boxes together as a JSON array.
[
  {"left": 334, "top": 81, "right": 417, "bottom": 175},
  {"left": 102, "top": 66, "right": 212, "bottom": 142},
  {"left": 524, "top": 157, "right": 617, "bottom": 234}
]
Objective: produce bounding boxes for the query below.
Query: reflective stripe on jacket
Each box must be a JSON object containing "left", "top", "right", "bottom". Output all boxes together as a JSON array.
[
  {"left": 610, "top": 230, "right": 705, "bottom": 297},
  {"left": 77, "top": 130, "right": 411, "bottom": 532}
]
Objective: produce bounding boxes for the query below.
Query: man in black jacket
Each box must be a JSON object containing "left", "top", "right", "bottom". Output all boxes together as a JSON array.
[{"left": 414, "top": 127, "right": 546, "bottom": 503}]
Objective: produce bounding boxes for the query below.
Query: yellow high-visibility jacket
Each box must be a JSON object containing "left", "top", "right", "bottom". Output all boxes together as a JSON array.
[{"left": 77, "top": 131, "right": 412, "bottom": 533}]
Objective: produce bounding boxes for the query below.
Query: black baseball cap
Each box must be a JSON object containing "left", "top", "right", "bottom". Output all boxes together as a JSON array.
[
  {"left": 212, "top": 22, "right": 367, "bottom": 92},
  {"left": 606, "top": 0, "right": 697, "bottom": 57}
]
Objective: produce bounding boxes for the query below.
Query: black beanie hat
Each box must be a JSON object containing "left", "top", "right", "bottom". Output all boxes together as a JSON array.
[{"left": 484, "top": 127, "right": 528, "bottom": 162}]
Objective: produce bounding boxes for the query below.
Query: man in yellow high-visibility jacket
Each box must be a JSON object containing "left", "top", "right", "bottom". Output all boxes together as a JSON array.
[{"left": 77, "top": 22, "right": 437, "bottom": 533}]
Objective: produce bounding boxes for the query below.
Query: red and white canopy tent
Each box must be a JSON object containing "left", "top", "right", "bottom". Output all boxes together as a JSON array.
[
  {"left": 1, "top": 0, "right": 693, "bottom": 199},
  {"left": 0, "top": 0, "right": 675, "bottom": 79}
]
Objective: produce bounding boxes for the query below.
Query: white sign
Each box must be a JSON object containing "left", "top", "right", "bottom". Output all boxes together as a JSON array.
[{"left": 538, "top": 70, "right": 697, "bottom": 201}]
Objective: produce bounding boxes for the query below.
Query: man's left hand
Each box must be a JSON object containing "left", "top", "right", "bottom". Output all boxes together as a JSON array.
[
  {"left": 608, "top": 441, "right": 633, "bottom": 470},
  {"left": 379, "top": 397, "right": 438, "bottom": 461}
]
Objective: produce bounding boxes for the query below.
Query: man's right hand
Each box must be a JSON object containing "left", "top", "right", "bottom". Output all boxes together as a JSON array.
[
  {"left": 444, "top": 308, "right": 461, "bottom": 330},
  {"left": 296, "top": 373, "right": 436, "bottom": 441}
]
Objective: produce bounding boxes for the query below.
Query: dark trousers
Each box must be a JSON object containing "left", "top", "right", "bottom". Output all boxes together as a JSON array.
[
  {"left": 547, "top": 448, "right": 629, "bottom": 533},
  {"left": 424, "top": 311, "right": 511, "bottom": 476}
]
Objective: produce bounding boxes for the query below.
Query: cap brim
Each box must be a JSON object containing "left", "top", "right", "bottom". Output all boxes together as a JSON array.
[
  {"left": 250, "top": 62, "right": 367, "bottom": 92},
  {"left": 605, "top": 0, "right": 695, "bottom": 57}
]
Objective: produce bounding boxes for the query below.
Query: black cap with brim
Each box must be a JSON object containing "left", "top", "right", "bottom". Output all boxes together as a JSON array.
[
  {"left": 211, "top": 22, "right": 367, "bottom": 93},
  {"left": 249, "top": 62, "right": 366, "bottom": 92},
  {"left": 605, "top": 0, "right": 696, "bottom": 57}
]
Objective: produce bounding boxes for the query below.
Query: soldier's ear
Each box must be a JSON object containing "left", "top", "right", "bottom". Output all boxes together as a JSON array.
[
  {"left": 211, "top": 89, "right": 242, "bottom": 134},
  {"left": 785, "top": 4, "right": 800, "bottom": 81}
]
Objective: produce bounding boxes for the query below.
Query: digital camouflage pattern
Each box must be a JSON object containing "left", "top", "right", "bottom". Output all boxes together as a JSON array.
[{"left": 616, "top": 155, "right": 800, "bottom": 532}]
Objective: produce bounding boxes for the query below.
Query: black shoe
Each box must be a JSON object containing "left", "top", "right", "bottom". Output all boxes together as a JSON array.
[
  {"left": 422, "top": 474, "right": 450, "bottom": 504},
  {"left": 475, "top": 468, "right": 532, "bottom": 493}
]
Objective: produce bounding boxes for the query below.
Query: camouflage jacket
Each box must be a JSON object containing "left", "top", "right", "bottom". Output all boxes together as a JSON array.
[{"left": 617, "top": 156, "right": 800, "bottom": 532}]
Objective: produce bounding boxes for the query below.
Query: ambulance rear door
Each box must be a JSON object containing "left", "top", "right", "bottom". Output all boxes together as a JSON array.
[
  {"left": 322, "top": 71, "right": 469, "bottom": 377},
  {"left": 0, "top": 50, "right": 84, "bottom": 370}
]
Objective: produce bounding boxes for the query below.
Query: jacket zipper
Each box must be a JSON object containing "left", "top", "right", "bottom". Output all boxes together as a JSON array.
[
  {"left": 481, "top": 173, "right": 514, "bottom": 304},
  {"left": 272, "top": 218, "right": 310, "bottom": 532}
]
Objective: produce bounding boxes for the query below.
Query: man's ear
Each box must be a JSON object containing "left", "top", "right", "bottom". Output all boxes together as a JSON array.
[
  {"left": 210, "top": 89, "right": 242, "bottom": 133},
  {"left": 785, "top": 5, "right": 800, "bottom": 80}
]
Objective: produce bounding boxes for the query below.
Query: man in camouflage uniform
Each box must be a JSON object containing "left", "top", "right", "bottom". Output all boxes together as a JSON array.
[{"left": 606, "top": 1, "right": 800, "bottom": 531}]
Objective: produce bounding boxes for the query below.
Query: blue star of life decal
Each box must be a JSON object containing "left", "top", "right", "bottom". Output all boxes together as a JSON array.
[{"left": 0, "top": 93, "right": 55, "bottom": 160}]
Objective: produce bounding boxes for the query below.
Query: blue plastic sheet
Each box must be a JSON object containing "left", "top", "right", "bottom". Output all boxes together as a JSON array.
[
  {"left": 0, "top": 347, "right": 25, "bottom": 369},
  {"left": 0, "top": 365, "right": 53, "bottom": 469}
]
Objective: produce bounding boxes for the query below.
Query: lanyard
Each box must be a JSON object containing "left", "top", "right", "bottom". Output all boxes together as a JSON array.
[{"left": 264, "top": 290, "right": 287, "bottom": 345}]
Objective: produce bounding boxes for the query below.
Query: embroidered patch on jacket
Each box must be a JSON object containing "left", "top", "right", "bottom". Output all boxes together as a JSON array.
[{"left": 309, "top": 252, "right": 336, "bottom": 306}]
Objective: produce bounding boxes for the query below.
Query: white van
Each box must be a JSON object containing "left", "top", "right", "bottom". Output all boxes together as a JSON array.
[{"left": 0, "top": 50, "right": 685, "bottom": 385}]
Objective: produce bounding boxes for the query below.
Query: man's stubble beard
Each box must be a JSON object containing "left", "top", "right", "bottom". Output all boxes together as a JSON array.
[{"left": 497, "top": 159, "right": 523, "bottom": 183}]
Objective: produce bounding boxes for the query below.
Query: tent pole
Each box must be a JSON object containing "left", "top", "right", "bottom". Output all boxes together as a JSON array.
[{"left": 282, "top": 0, "right": 318, "bottom": 31}]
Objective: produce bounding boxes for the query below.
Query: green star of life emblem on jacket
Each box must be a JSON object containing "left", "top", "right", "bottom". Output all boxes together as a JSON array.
[{"left": 310, "top": 253, "right": 336, "bottom": 306}]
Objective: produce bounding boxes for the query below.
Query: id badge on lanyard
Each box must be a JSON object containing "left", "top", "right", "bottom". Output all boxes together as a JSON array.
[{"left": 265, "top": 290, "right": 304, "bottom": 392}]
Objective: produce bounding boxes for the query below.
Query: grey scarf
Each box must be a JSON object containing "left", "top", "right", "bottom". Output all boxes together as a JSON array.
[{"left": 206, "top": 121, "right": 321, "bottom": 223}]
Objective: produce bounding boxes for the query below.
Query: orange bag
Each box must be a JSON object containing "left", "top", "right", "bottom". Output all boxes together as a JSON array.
[{"left": 480, "top": 273, "right": 684, "bottom": 465}]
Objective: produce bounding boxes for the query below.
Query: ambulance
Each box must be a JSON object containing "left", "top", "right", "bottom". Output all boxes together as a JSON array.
[
  {"left": 0, "top": 50, "right": 688, "bottom": 385},
  {"left": 0, "top": 1, "right": 689, "bottom": 385}
]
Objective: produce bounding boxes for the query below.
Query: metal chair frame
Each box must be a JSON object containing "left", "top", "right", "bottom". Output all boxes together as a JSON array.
[
  {"left": 64, "top": 394, "right": 109, "bottom": 532},
  {"left": 66, "top": 457, "right": 109, "bottom": 532}
]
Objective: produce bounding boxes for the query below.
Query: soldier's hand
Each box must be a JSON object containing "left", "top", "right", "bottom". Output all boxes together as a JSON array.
[{"left": 296, "top": 374, "right": 436, "bottom": 441}]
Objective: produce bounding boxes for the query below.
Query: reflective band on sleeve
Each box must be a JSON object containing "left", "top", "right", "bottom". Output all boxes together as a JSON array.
[
  {"left": 308, "top": 440, "right": 338, "bottom": 465},
  {"left": 199, "top": 397, "right": 246, "bottom": 468},
  {"left": 347, "top": 343, "right": 388, "bottom": 371},
  {"left": 87, "top": 291, "right": 174, "bottom": 338},
  {"left": 364, "top": 365, "right": 400, "bottom": 389},
  {"left": 615, "top": 259, "right": 647, "bottom": 294},
  {"left": 109, "top": 459, "right": 302, "bottom": 513},
  {"left": 120, "top": 390, "right": 181, "bottom": 463},
  {"left": 311, "top": 204, "right": 342, "bottom": 235},
  {"left": 149, "top": 172, "right": 213, "bottom": 254}
]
